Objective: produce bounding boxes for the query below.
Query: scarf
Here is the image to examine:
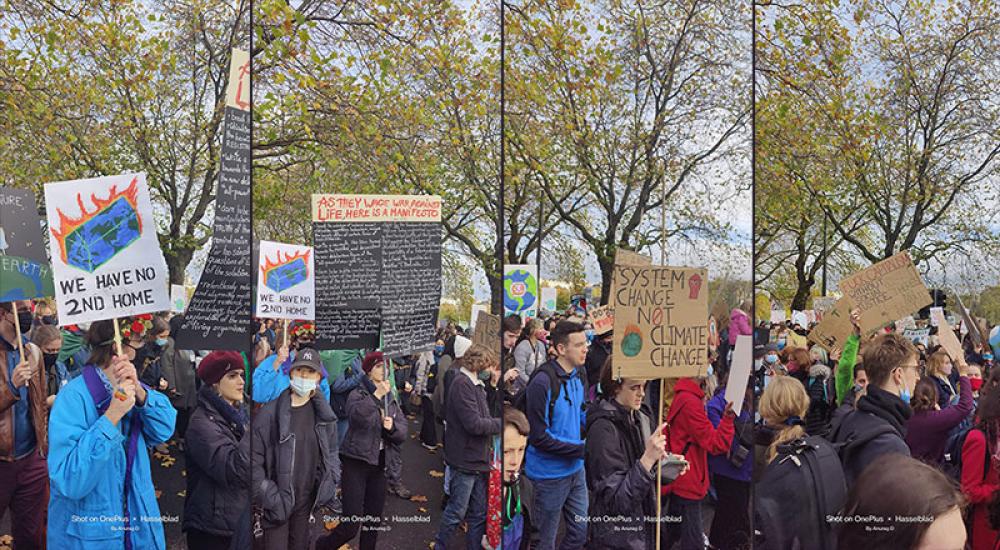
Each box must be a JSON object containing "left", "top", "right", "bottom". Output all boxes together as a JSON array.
[
  {"left": 857, "top": 385, "right": 913, "bottom": 436},
  {"left": 201, "top": 385, "right": 248, "bottom": 439}
]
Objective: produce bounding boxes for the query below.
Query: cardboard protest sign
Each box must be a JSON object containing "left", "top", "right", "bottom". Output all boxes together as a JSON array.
[
  {"left": 589, "top": 305, "right": 614, "bottom": 335},
  {"left": 44, "top": 173, "right": 170, "bottom": 325},
  {"left": 708, "top": 315, "right": 719, "bottom": 348},
  {"left": 540, "top": 287, "right": 557, "bottom": 312},
  {"left": 504, "top": 264, "right": 539, "bottom": 319},
  {"left": 903, "top": 328, "right": 930, "bottom": 347},
  {"left": 0, "top": 187, "right": 54, "bottom": 301},
  {"left": 255, "top": 241, "right": 315, "bottom": 321},
  {"left": 953, "top": 291, "right": 983, "bottom": 348},
  {"left": 932, "top": 309, "right": 963, "bottom": 361},
  {"left": 839, "top": 251, "right": 931, "bottom": 334},
  {"left": 611, "top": 265, "right": 708, "bottom": 379},
  {"left": 176, "top": 49, "right": 252, "bottom": 350},
  {"left": 725, "top": 335, "right": 753, "bottom": 415},
  {"left": 808, "top": 296, "right": 856, "bottom": 353},
  {"left": 615, "top": 249, "right": 652, "bottom": 266},
  {"left": 312, "top": 194, "right": 442, "bottom": 354},
  {"left": 472, "top": 310, "right": 501, "bottom": 355},
  {"left": 813, "top": 296, "right": 837, "bottom": 314}
]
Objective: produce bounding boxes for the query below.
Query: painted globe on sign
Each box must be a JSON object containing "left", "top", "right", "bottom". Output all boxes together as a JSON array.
[{"left": 504, "top": 269, "right": 538, "bottom": 313}]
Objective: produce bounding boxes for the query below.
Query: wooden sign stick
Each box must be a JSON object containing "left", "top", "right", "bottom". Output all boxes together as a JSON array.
[{"left": 11, "top": 302, "right": 24, "bottom": 363}]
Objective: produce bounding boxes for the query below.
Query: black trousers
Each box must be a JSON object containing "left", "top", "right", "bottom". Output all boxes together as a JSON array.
[
  {"left": 318, "top": 452, "right": 387, "bottom": 550},
  {"left": 186, "top": 527, "right": 231, "bottom": 550},
  {"left": 709, "top": 473, "right": 751, "bottom": 550},
  {"left": 420, "top": 395, "right": 438, "bottom": 446}
]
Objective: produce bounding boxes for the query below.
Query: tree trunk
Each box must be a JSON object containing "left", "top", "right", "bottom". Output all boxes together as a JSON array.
[
  {"left": 164, "top": 246, "right": 194, "bottom": 285},
  {"left": 599, "top": 256, "right": 614, "bottom": 306},
  {"left": 790, "top": 279, "right": 813, "bottom": 311}
]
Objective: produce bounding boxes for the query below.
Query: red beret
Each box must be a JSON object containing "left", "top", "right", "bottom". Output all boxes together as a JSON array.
[
  {"left": 197, "top": 351, "right": 244, "bottom": 385},
  {"left": 362, "top": 351, "right": 384, "bottom": 374}
]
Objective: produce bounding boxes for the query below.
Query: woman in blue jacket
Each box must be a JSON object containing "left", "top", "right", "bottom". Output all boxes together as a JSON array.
[
  {"left": 252, "top": 322, "right": 330, "bottom": 403},
  {"left": 47, "top": 319, "right": 177, "bottom": 550}
]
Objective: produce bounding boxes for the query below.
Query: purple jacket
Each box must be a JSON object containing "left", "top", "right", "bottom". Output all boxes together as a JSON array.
[
  {"left": 729, "top": 309, "right": 752, "bottom": 346},
  {"left": 905, "top": 376, "right": 974, "bottom": 463}
]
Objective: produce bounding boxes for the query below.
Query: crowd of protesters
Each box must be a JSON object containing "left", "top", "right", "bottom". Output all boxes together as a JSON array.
[{"left": 754, "top": 304, "right": 1000, "bottom": 550}]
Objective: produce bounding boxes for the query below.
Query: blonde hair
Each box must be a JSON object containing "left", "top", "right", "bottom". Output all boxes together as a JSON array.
[
  {"left": 759, "top": 376, "right": 809, "bottom": 463},
  {"left": 926, "top": 349, "right": 952, "bottom": 379}
]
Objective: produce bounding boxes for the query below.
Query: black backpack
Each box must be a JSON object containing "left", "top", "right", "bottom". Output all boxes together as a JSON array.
[
  {"left": 755, "top": 435, "right": 847, "bottom": 550},
  {"left": 512, "top": 361, "right": 587, "bottom": 425},
  {"left": 943, "top": 425, "right": 988, "bottom": 481}
]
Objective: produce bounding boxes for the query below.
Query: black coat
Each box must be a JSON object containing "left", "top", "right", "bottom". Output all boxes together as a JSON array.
[
  {"left": 340, "top": 383, "right": 408, "bottom": 466},
  {"left": 444, "top": 370, "right": 502, "bottom": 473},
  {"left": 584, "top": 342, "right": 610, "bottom": 396},
  {"left": 183, "top": 386, "right": 250, "bottom": 536},
  {"left": 829, "top": 386, "right": 911, "bottom": 486},
  {"left": 252, "top": 389, "right": 340, "bottom": 534},
  {"left": 583, "top": 398, "right": 656, "bottom": 550}
]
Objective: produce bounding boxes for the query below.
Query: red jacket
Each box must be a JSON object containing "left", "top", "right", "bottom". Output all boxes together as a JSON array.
[
  {"left": 662, "top": 378, "right": 734, "bottom": 499},
  {"left": 962, "top": 428, "right": 999, "bottom": 550}
]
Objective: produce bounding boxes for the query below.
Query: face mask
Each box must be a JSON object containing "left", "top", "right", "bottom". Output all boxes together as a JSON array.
[
  {"left": 43, "top": 353, "right": 58, "bottom": 369},
  {"left": 435, "top": 345, "right": 445, "bottom": 355},
  {"left": 898, "top": 380, "right": 911, "bottom": 404},
  {"left": 478, "top": 370, "right": 493, "bottom": 382},
  {"left": 971, "top": 378, "right": 984, "bottom": 392},
  {"left": 707, "top": 365, "right": 714, "bottom": 377},
  {"left": 155, "top": 338, "right": 168, "bottom": 347},
  {"left": 289, "top": 376, "right": 318, "bottom": 397},
  {"left": 15, "top": 311, "right": 33, "bottom": 332},
  {"left": 984, "top": 354, "right": 994, "bottom": 362},
  {"left": 776, "top": 340, "right": 786, "bottom": 351},
  {"left": 41, "top": 315, "right": 57, "bottom": 326},
  {"left": 765, "top": 353, "right": 778, "bottom": 364},
  {"left": 585, "top": 330, "right": 595, "bottom": 343}
]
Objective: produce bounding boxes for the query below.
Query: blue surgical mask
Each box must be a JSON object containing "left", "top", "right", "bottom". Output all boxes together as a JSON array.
[
  {"left": 984, "top": 354, "right": 994, "bottom": 362},
  {"left": 899, "top": 384, "right": 911, "bottom": 405},
  {"left": 290, "top": 376, "right": 318, "bottom": 397},
  {"left": 435, "top": 345, "right": 445, "bottom": 355},
  {"left": 765, "top": 353, "right": 778, "bottom": 364},
  {"left": 155, "top": 337, "right": 168, "bottom": 347},
  {"left": 585, "top": 330, "right": 595, "bottom": 343},
  {"left": 776, "top": 340, "right": 786, "bottom": 350}
]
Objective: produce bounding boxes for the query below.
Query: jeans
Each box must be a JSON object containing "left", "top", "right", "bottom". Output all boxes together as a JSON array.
[
  {"left": 667, "top": 494, "right": 704, "bottom": 550},
  {"left": 531, "top": 468, "right": 588, "bottom": 550},
  {"left": 434, "top": 468, "right": 488, "bottom": 549}
]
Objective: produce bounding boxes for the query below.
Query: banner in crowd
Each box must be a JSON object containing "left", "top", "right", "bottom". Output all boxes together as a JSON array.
[
  {"left": 170, "top": 284, "right": 191, "bottom": 313},
  {"left": 44, "top": 173, "right": 170, "bottom": 325},
  {"left": 808, "top": 296, "right": 856, "bottom": 352},
  {"left": 589, "top": 305, "right": 614, "bottom": 335},
  {"left": 953, "top": 290, "right": 983, "bottom": 348},
  {"left": 177, "top": 48, "right": 252, "bottom": 350},
  {"left": 929, "top": 306, "right": 943, "bottom": 326},
  {"left": 472, "top": 310, "right": 501, "bottom": 355},
  {"left": 255, "top": 240, "right": 315, "bottom": 321},
  {"left": 504, "top": 264, "right": 538, "bottom": 319},
  {"left": 838, "top": 251, "right": 931, "bottom": 334},
  {"left": 312, "top": 193, "right": 442, "bottom": 354},
  {"left": 903, "top": 327, "right": 930, "bottom": 347},
  {"left": 540, "top": 287, "right": 557, "bottom": 312},
  {"left": 791, "top": 310, "right": 808, "bottom": 327},
  {"left": 933, "top": 309, "right": 964, "bottom": 361},
  {"left": 771, "top": 309, "right": 786, "bottom": 324},
  {"left": 725, "top": 335, "right": 753, "bottom": 415},
  {"left": 611, "top": 265, "right": 708, "bottom": 379},
  {"left": 0, "top": 186, "right": 54, "bottom": 301}
]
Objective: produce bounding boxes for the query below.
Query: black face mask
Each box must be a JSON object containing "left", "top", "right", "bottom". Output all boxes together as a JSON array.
[
  {"left": 297, "top": 340, "right": 316, "bottom": 351},
  {"left": 14, "top": 311, "right": 33, "bottom": 332},
  {"left": 43, "top": 353, "right": 58, "bottom": 369},
  {"left": 40, "top": 315, "right": 58, "bottom": 326}
]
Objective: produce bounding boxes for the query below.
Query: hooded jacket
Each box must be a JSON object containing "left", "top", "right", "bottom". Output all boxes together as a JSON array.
[
  {"left": 805, "top": 363, "right": 834, "bottom": 436},
  {"left": 340, "top": 380, "right": 408, "bottom": 466},
  {"left": 729, "top": 308, "right": 753, "bottom": 346},
  {"left": 183, "top": 385, "right": 249, "bottom": 536},
  {"left": 251, "top": 389, "right": 339, "bottom": 534},
  {"left": 664, "top": 378, "right": 734, "bottom": 500},
  {"left": 829, "top": 386, "right": 911, "bottom": 485},
  {"left": 584, "top": 398, "right": 656, "bottom": 550}
]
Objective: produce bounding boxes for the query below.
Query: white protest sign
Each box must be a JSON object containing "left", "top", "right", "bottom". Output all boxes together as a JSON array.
[
  {"left": 45, "top": 173, "right": 170, "bottom": 325},
  {"left": 171, "top": 284, "right": 189, "bottom": 313},
  {"left": 929, "top": 307, "right": 943, "bottom": 327},
  {"left": 791, "top": 310, "right": 808, "bottom": 327},
  {"left": 771, "top": 310, "right": 786, "bottom": 324},
  {"left": 255, "top": 240, "right": 315, "bottom": 321},
  {"left": 725, "top": 335, "right": 753, "bottom": 415},
  {"left": 541, "top": 287, "right": 558, "bottom": 312}
]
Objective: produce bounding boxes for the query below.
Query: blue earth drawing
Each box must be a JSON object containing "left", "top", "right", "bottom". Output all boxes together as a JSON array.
[
  {"left": 264, "top": 257, "right": 309, "bottom": 293},
  {"left": 0, "top": 256, "right": 55, "bottom": 301},
  {"left": 504, "top": 269, "right": 537, "bottom": 313},
  {"left": 62, "top": 197, "right": 140, "bottom": 273}
]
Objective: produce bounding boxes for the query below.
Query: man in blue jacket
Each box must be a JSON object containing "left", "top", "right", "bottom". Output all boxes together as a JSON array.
[{"left": 524, "top": 320, "right": 588, "bottom": 550}]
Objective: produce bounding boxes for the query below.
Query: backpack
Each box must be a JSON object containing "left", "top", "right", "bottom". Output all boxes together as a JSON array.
[
  {"left": 512, "top": 361, "right": 587, "bottom": 425},
  {"left": 943, "top": 425, "right": 988, "bottom": 481},
  {"left": 755, "top": 435, "right": 847, "bottom": 550},
  {"left": 827, "top": 412, "right": 899, "bottom": 476}
]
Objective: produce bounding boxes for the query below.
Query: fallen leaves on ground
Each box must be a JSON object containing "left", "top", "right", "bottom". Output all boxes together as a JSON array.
[
  {"left": 418, "top": 507, "right": 428, "bottom": 513},
  {"left": 410, "top": 494, "right": 428, "bottom": 503},
  {"left": 177, "top": 490, "right": 186, "bottom": 497},
  {"left": 324, "top": 519, "right": 340, "bottom": 530},
  {"left": 428, "top": 470, "right": 444, "bottom": 478}
]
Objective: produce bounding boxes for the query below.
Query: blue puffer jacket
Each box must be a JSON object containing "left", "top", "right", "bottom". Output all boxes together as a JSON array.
[
  {"left": 524, "top": 360, "right": 586, "bottom": 480},
  {"left": 252, "top": 351, "right": 330, "bottom": 404},
  {"left": 47, "top": 370, "right": 177, "bottom": 549}
]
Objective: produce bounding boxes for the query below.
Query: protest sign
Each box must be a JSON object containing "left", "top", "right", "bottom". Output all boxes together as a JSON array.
[
  {"left": 791, "top": 310, "right": 808, "bottom": 328},
  {"left": 504, "top": 264, "right": 539, "bottom": 319},
  {"left": 896, "top": 315, "right": 917, "bottom": 330},
  {"left": 255, "top": 241, "right": 315, "bottom": 321},
  {"left": 177, "top": 49, "right": 252, "bottom": 350},
  {"left": 813, "top": 296, "right": 837, "bottom": 314},
  {"left": 44, "top": 173, "right": 170, "bottom": 325},
  {"left": 0, "top": 187, "right": 54, "bottom": 301},
  {"left": 540, "top": 287, "right": 557, "bottom": 312},
  {"left": 839, "top": 251, "right": 931, "bottom": 334},
  {"left": 615, "top": 249, "right": 652, "bottom": 266},
  {"left": 932, "top": 309, "right": 963, "bottom": 362},
  {"left": 929, "top": 307, "right": 943, "bottom": 326},
  {"left": 808, "top": 296, "right": 856, "bottom": 353},
  {"left": 903, "top": 328, "right": 931, "bottom": 347},
  {"left": 805, "top": 310, "right": 817, "bottom": 325},
  {"left": 770, "top": 310, "right": 786, "bottom": 324},
  {"left": 312, "top": 194, "right": 443, "bottom": 354},
  {"left": 170, "top": 285, "right": 190, "bottom": 313},
  {"left": 589, "top": 305, "right": 614, "bottom": 335},
  {"left": 953, "top": 291, "right": 983, "bottom": 348},
  {"left": 611, "top": 265, "right": 708, "bottom": 379},
  {"left": 708, "top": 315, "right": 719, "bottom": 349},
  {"left": 725, "top": 335, "right": 753, "bottom": 415},
  {"left": 472, "top": 310, "right": 501, "bottom": 355}
]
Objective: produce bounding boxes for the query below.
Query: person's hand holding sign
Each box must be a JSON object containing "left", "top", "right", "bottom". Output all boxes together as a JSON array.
[
  {"left": 11, "top": 359, "right": 34, "bottom": 389},
  {"left": 850, "top": 309, "right": 862, "bottom": 336},
  {"left": 112, "top": 354, "right": 146, "bottom": 406},
  {"left": 105, "top": 379, "right": 136, "bottom": 426}
]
